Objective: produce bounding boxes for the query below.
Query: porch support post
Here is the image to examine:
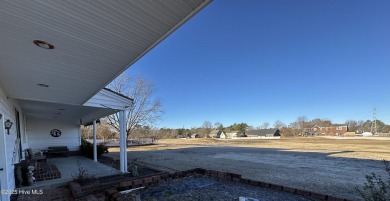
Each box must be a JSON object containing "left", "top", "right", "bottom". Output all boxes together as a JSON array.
[
  {"left": 93, "top": 120, "right": 97, "bottom": 162},
  {"left": 119, "top": 110, "right": 127, "bottom": 173}
]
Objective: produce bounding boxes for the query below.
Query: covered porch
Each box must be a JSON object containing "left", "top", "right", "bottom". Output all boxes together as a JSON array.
[
  {"left": 13, "top": 88, "right": 132, "bottom": 188},
  {"left": 17, "top": 156, "right": 120, "bottom": 190},
  {"left": 20, "top": 89, "right": 131, "bottom": 163}
]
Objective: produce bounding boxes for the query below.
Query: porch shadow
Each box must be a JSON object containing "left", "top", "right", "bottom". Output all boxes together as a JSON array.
[{"left": 17, "top": 156, "right": 120, "bottom": 190}]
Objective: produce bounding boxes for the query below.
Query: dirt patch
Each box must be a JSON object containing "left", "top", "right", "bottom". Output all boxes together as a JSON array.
[{"left": 122, "top": 174, "right": 312, "bottom": 201}]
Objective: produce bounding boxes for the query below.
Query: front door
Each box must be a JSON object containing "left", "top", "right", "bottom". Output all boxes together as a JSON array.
[{"left": 0, "top": 110, "right": 9, "bottom": 201}]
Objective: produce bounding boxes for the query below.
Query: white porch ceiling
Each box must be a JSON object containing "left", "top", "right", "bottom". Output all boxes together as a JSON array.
[
  {"left": 0, "top": 0, "right": 210, "bottom": 106},
  {"left": 16, "top": 99, "right": 115, "bottom": 125}
]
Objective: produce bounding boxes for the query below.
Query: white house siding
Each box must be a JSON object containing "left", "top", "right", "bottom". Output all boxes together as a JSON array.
[
  {"left": 219, "top": 133, "right": 227, "bottom": 139},
  {"left": 0, "top": 86, "right": 26, "bottom": 197},
  {"left": 27, "top": 118, "right": 80, "bottom": 152},
  {"left": 225, "top": 133, "right": 237, "bottom": 139}
]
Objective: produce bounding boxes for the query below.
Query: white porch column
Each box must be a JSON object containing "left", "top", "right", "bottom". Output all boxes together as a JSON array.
[
  {"left": 124, "top": 131, "right": 128, "bottom": 172},
  {"left": 93, "top": 120, "right": 97, "bottom": 162},
  {"left": 119, "top": 110, "right": 127, "bottom": 173}
]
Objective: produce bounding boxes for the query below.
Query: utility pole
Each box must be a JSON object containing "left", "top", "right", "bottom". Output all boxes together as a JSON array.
[{"left": 370, "top": 107, "right": 377, "bottom": 135}]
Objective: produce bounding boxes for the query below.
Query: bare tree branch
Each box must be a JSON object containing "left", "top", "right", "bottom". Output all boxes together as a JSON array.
[{"left": 106, "top": 74, "right": 164, "bottom": 139}]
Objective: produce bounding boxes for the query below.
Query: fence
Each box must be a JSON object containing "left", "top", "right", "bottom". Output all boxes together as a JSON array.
[
  {"left": 377, "top": 133, "right": 390, "bottom": 137},
  {"left": 86, "top": 138, "right": 157, "bottom": 147}
]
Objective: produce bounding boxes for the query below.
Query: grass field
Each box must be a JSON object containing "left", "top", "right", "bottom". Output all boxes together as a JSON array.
[
  {"left": 107, "top": 137, "right": 390, "bottom": 200},
  {"left": 110, "top": 137, "right": 390, "bottom": 161}
]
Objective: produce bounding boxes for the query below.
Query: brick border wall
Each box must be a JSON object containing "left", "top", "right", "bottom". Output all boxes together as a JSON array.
[
  {"left": 201, "top": 168, "right": 350, "bottom": 201},
  {"left": 70, "top": 168, "right": 351, "bottom": 201},
  {"left": 69, "top": 172, "right": 167, "bottom": 198}
]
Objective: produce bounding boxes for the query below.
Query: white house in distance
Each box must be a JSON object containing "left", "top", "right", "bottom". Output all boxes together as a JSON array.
[
  {"left": 0, "top": 1, "right": 211, "bottom": 201},
  {"left": 208, "top": 130, "right": 225, "bottom": 138},
  {"left": 222, "top": 131, "right": 245, "bottom": 139}
]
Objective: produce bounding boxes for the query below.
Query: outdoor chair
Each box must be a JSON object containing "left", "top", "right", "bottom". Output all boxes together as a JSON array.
[{"left": 25, "top": 148, "right": 46, "bottom": 163}]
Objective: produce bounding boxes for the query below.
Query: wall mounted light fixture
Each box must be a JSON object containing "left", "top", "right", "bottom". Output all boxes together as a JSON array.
[
  {"left": 33, "top": 40, "right": 54, "bottom": 49},
  {"left": 4, "top": 119, "right": 13, "bottom": 135}
]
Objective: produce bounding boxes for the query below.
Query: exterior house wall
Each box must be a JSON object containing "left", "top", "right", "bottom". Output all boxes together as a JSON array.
[
  {"left": 225, "top": 133, "right": 234, "bottom": 139},
  {"left": 312, "top": 125, "right": 321, "bottom": 132},
  {"left": 27, "top": 118, "right": 81, "bottom": 152},
  {"left": 245, "top": 129, "right": 280, "bottom": 137},
  {"left": 218, "top": 131, "right": 225, "bottom": 138},
  {"left": 305, "top": 125, "right": 348, "bottom": 136},
  {"left": 0, "top": 86, "right": 26, "bottom": 196},
  {"left": 190, "top": 134, "right": 200, "bottom": 138},
  {"left": 208, "top": 130, "right": 223, "bottom": 138},
  {"left": 208, "top": 133, "right": 217, "bottom": 138},
  {"left": 225, "top": 131, "right": 244, "bottom": 139},
  {"left": 319, "top": 126, "right": 348, "bottom": 135}
]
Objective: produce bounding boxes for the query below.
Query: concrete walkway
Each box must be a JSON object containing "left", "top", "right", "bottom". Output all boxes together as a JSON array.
[{"left": 19, "top": 156, "right": 120, "bottom": 189}]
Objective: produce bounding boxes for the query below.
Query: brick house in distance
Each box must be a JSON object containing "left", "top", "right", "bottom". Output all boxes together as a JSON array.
[{"left": 305, "top": 124, "right": 349, "bottom": 136}]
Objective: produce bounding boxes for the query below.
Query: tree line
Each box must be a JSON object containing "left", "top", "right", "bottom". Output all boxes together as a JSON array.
[
  {"left": 139, "top": 116, "right": 390, "bottom": 139},
  {"left": 83, "top": 116, "right": 390, "bottom": 140}
]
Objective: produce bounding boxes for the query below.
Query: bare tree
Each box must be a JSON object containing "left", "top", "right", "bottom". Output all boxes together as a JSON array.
[
  {"left": 260, "top": 122, "right": 270, "bottom": 129},
  {"left": 297, "top": 116, "right": 308, "bottom": 133},
  {"left": 107, "top": 74, "right": 164, "bottom": 139},
  {"left": 200, "top": 121, "right": 213, "bottom": 136},
  {"left": 81, "top": 126, "right": 92, "bottom": 139},
  {"left": 97, "top": 122, "right": 118, "bottom": 141},
  {"left": 214, "top": 122, "right": 223, "bottom": 130},
  {"left": 80, "top": 120, "right": 118, "bottom": 141},
  {"left": 345, "top": 120, "right": 358, "bottom": 132},
  {"left": 357, "top": 120, "right": 365, "bottom": 133},
  {"left": 310, "top": 118, "right": 332, "bottom": 127},
  {"left": 286, "top": 116, "right": 307, "bottom": 136},
  {"left": 273, "top": 120, "right": 286, "bottom": 129},
  {"left": 203, "top": 121, "right": 212, "bottom": 129},
  {"left": 246, "top": 125, "right": 255, "bottom": 130},
  {"left": 280, "top": 127, "right": 299, "bottom": 137}
]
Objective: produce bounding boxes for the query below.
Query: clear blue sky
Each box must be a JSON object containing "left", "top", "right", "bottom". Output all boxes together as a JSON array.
[{"left": 127, "top": 0, "right": 390, "bottom": 129}]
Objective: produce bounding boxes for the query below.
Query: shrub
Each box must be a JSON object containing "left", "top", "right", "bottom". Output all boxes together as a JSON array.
[
  {"left": 80, "top": 138, "right": 108, "bottom": 159},
  {"left": 72, "top": 160, "right": 96, "bottom": 185},
  {"left": 355, "top": 160, "right": 390, "bottom": 201},
  {"left": 128, "top": 158, "right": 139, "bottom": 177}
]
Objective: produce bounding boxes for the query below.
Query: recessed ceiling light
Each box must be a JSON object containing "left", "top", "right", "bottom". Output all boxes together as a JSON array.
[
  {"left": 37, "top": 84, "right": 49, "bottom": 88},
  {"left": 33, "top": 40, "right": 54, "bottom": 49}
]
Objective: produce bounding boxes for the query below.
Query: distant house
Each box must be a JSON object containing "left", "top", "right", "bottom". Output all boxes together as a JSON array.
[
  {"left": 176, "top": 135, "right": 187, "bottom": 139},
  {"left": 224, "top": 131, "right": 245, "bottom": 139},
  {"left": 304, "top": 124, "right": 348, "bottom": 136},
  {"left": 246, "top": 129, "right": 280, "bottom": 137},
  {"left": 191, "top": 134, "right": 201, "bottom": 138},
  {"left": 208, "top": 130, "right": 225, "bottom": 138},
  {"left": 220, "top": 132, "right": 228, "bottom": 139}
]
